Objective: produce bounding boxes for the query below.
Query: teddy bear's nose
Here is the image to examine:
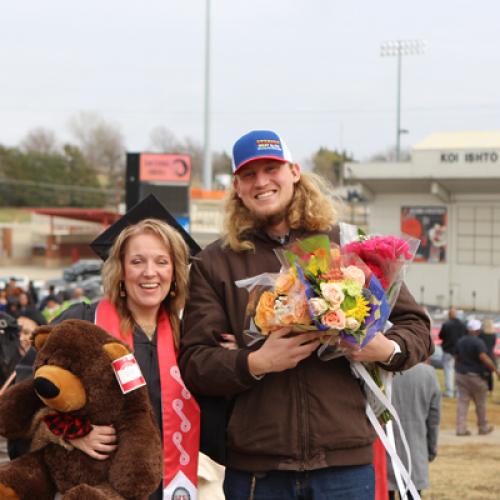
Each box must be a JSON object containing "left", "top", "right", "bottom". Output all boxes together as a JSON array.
[{"left": 34, "top": 377, "right": 60, "bottom": 399}]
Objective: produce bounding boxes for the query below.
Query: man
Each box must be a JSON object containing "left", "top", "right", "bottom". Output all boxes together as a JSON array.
[
  {"left": 455, "top": 318, "right": 500, "bottom": 436},
  {"left": 179, "top": 130, "right": 432, "bottom": 499},
  {"left": 439, "top": 307, "right": 467, "bottom": 397},
  {"left": 387, "top": 361, "right": 441, "bottom": 500}
]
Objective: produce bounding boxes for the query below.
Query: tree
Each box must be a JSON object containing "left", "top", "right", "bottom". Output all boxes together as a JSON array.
[
  {"left": 149, "top": 126, "right": 183, "bottom": 152},
  {"left": 309, "top": 147, "right": 352, "bottom": 186},
  {"left": 0, "top": 144, "right": 106, "bottom": 207},
  {"left": 20, "top": 127, "right": 58, "bottom": 155},
  {"left": 68, "top": 112, "right": 125, "bottom": 180}
]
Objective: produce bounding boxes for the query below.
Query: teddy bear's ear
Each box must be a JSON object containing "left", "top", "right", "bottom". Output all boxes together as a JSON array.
[
  {"left": 32, "top": 325, "right": 53, "bottom": 351},
  {"left": 103, "top": 342, "right": 130, "bottom": 361}
]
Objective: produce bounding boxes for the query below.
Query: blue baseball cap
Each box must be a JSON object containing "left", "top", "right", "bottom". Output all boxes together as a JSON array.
[{"left": 232, "top": 130, "right": 293, "bottom": 174}]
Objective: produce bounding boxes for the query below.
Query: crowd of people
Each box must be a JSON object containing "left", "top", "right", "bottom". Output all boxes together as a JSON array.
[{"left": 0, "top": 129, "right": 496, "bottom": 499}]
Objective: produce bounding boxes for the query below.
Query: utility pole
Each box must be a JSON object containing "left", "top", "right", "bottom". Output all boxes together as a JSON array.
[
  {"left": 202, "top": 0, "right": 212, "bottom": 190},
  {"left": 380, "top": 39, "right": 425, "bottom": 161}
]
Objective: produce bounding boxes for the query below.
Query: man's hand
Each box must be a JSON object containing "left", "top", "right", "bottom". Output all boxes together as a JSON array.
[
  {"left": 339, "top": 332, "right": 396, "bottom": 363},
  {"left": 248, "top": 328, "right": 322, "bottom": 376}
]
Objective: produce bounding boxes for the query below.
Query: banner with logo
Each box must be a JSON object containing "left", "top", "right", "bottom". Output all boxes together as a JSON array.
[{"left": 401, "top": 206, "right": 447, "bottom": 263}]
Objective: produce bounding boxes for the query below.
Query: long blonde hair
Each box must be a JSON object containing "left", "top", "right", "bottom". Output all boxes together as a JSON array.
[
  {"left": 101, "top": 219, "right": 189, "bottom": 348},
  {"left": 223, "top": 168, "right": 341, "bottom": 252}
]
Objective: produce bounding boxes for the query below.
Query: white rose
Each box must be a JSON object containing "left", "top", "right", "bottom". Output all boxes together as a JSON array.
[{"left": 308, "top": 297, "right": 329, "bottom": 316}]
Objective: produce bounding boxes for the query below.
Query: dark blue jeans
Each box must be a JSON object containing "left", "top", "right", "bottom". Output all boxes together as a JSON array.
[{"left": 223, "top": 464, "right": 374, "bottom": 500}]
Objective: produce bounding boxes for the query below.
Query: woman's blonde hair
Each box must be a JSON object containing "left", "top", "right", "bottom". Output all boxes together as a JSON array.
[
  {"left": 101, "top": 218, "right": 189, "bottom": 348},
  {"left": 223, "top": 167, "right": 342, "bottom": 252}
]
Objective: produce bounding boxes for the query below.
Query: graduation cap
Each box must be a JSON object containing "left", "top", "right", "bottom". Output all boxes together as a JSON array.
[{"left": 90, "top": 194, "right": 201, "bottom": 260}]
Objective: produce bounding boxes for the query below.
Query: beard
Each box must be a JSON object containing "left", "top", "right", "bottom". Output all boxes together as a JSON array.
[{"left": 253, "top": 205, "right": 290, "bottom": 230}]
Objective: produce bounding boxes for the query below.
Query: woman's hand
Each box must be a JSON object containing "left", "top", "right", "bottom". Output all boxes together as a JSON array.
[
  {"left": 220, "top": 333, "right": 238, "bottom": 350},
  {"left": 248, "top": 328, "right": 322, "bottom": 376},
  {"left": 339, "top": 333, "right": 395, "bottom": 363},
  {"left": 71, "top": 424, "right": 118, "bottom": 460}
]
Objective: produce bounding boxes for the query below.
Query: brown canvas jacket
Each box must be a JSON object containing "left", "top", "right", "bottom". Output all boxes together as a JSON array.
[{"left": 179, "top": 228, "right": 433, "bottom": 472}]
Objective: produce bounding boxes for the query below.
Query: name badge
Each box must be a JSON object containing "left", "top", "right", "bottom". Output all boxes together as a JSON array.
[{"left": 112, "top": 354, "right": 147, "bottom": 394}]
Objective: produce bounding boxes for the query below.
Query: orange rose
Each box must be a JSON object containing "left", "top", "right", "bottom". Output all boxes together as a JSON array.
[
  {"left": 255, "top": 291, "right": 278, "bottom": 333},
  {"left": 275, "top": 271, "right": 296, "bottom": 295},
  {"left": 296, "top": 298, "right": 312, "bottom": 326}
]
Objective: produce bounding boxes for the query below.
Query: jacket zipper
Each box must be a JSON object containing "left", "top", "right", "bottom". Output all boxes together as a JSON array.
[{"left": 295, "top": 362, "right": 309, "bottom": 470}]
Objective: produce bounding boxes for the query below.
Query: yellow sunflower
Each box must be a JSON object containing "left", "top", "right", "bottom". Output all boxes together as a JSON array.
[{"left": 345, "top": 295, "right": 370, "bottom": 324}]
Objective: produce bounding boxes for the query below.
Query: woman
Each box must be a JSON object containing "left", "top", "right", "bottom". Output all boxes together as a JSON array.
[{"left": 53, "top": 216, "right": 200, "bottom": 499}]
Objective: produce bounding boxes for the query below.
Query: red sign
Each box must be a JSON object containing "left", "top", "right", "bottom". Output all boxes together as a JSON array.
[{"left": 140, "top": 154, "right": 191, "bottom": 182}]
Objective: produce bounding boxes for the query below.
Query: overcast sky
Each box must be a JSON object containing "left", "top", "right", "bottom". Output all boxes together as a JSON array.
[{"left": 2, "top": 0, "right": 499, "bottom": 164}]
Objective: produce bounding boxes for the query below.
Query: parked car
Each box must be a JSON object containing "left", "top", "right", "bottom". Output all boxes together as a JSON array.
[
  {"left": 63, "top": 259, "right": 102, "bottom": 283},
  {"left": 75, "top": 275, "right": 103, "bottom": 301}
]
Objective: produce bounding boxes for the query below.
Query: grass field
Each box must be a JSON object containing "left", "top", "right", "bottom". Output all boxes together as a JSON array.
[
  {"left": 424, "top": 370, "right": 500, "bottom": 499},
  {"left": 0, "top": 208, "right": 31, "bottom": 223}
]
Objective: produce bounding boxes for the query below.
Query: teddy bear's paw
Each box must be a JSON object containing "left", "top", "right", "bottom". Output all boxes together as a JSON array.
[{"left": 0, "top": 484, "right": 20, "bottom": 500}]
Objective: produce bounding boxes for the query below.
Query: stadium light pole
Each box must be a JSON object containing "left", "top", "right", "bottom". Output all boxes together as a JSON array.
[
  {"left": 380, "top": 39, "right": 425, "bottom": 161},
  {"left": 202, "top": 0, "right": 212, "bottom": 190}
]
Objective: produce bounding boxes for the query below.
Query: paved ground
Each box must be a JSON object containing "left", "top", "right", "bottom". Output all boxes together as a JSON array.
[{"left": 439, "top": 426, "right": 500, "bottom": 445}]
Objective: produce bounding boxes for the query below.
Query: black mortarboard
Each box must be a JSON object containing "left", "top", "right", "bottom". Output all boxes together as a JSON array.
[{"left": 90, "top": 194, "right": 201, "bottom": 260}]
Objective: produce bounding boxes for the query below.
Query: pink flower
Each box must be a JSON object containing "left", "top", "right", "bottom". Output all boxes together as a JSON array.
[
  {"left": 320, "top": 282, "right": 344, "bottom": 309},
  {"left": 342, "top": 265, "right": 365, "bottom": 285},
  {"left": 321, "top": 309, "right": 346, "bottom": 329}
]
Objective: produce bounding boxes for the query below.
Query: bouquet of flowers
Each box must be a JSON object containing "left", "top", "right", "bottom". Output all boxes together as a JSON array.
[{"left": 236, "top": 234, "right": 389, "bottom": 349}]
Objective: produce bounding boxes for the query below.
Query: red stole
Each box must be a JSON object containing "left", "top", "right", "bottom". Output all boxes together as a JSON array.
[
  {"left": 96, "top": 299, "right": 200, "bottom": 498},
  {"left": 373, "top": 438, "right": 388, "bottom": 500}
]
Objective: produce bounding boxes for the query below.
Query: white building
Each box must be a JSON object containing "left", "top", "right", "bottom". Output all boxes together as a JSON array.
[{"left": 345, "top": 131, "right": 500, "bottom": 312}]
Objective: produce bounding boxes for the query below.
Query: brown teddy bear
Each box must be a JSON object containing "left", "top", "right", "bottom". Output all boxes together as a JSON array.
[{"left": 0, "top": 319, "right": 162, "bottom": 500}]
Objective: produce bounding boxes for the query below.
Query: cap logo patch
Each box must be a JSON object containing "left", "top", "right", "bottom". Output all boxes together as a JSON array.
[{"left": 256, "top": 139, "right": 282, "bottom": 152}]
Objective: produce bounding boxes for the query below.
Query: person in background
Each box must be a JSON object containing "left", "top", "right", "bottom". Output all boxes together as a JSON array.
[
  {"left": 38, "top": 284, "right": 57, "bottom": 311},
  {"left": 439, "top": 307, "right": 467, "bottom": 397},
  {"left": 4, "top": 279, "right": 21, "bottom": 302},
  {"left": 5, "top": 297, "right": 20, "bottom": 319},
  {"left": 41, "top": 295, "right": 61, "bottom": 322},
  {"left": 179, "top": 129, "right": 433, "bottom": 500},
  {"left": 0, "top": 290, "right": 7, "bottom": 312},
  {"left": 14, "top": 316, "right": 34, "bottom": 359},
  {"left": 455, "top": 318, "right": 500, "bottom": 436},
  {"left": 27, "top": 280, "right": 39, "bottom": 307},
  {"left": 387, "top": 361, "right": 441, "bottom": 500},
  {"left": 17, "top": 291, "right": 46, "bottom": 326},
  {"left": 479, "top": 316, "right": 497, "bottom": 392}
]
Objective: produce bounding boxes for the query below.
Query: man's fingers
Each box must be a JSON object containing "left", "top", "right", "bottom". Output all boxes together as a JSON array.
[
  {"left": 270, "top": 326, "right": 294, "bottom": 338},
  {"left": 293, "top": 340, "right": 321, "bottom": 359},
  {"left": 291, "top": 332, "right": 323, "bottom": 346}
]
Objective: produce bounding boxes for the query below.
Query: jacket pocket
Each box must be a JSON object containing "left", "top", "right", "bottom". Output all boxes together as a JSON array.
[{"left": 226, "top": 374, "right": 300, "bottom": 459}]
